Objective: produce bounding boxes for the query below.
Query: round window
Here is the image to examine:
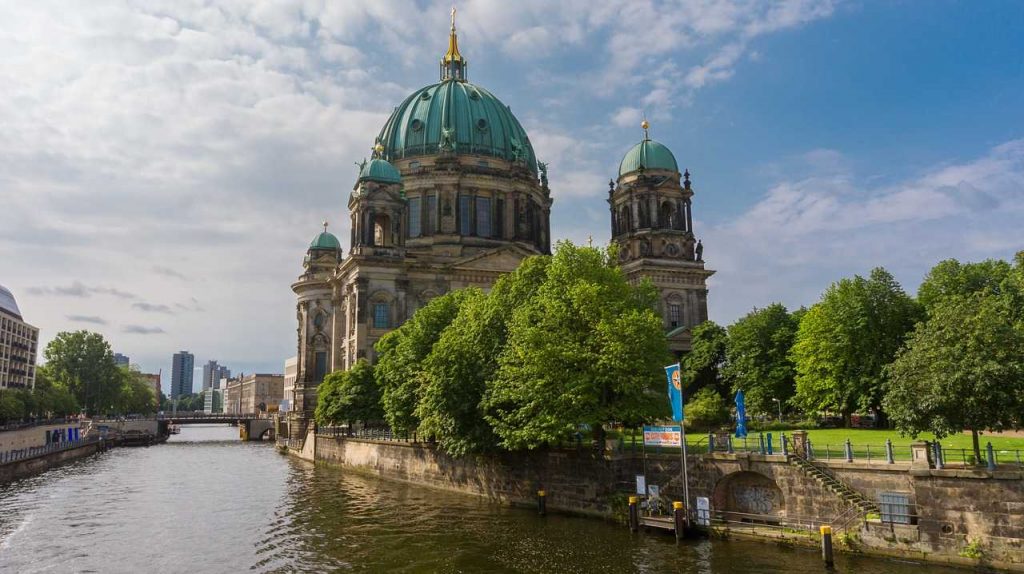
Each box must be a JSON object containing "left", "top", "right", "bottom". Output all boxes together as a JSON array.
[
  {"left": 476, "top": 118, "right": 488, "bottom": 131},
  {"left": 410, "top": 119, "right": 424, "bottom": 132},
  {"left": 420, "top": 91, "right": 431, "bottom": 100}
]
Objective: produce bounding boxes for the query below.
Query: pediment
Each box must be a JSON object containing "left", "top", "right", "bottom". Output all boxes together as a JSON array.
[{"left": 450, "top": 244, "right": 537, "bottom": 272}]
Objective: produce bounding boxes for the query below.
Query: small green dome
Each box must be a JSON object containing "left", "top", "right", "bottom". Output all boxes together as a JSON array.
[
  {"left": 377, "top": 80, "right": 537, "bottom": 174},
  {"left": 359, "top": 157, "right": 402, "bottom": 184},
  {"left": 619, "top": 139, "right": 679, "bottom": 176},
  {"left": 310, "top": 231, "right": 341, "bottom": 251}
]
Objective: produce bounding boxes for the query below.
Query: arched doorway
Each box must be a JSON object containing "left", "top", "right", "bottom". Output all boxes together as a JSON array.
[{"left": 712, "top": 471, "right": 785, "bottom": 522}]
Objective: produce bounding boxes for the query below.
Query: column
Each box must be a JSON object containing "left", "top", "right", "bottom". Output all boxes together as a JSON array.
[{"left": 685, "top": 199, "right": 693, "bottom": 233}]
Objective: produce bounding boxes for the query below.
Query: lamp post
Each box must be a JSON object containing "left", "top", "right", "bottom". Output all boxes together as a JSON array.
[{"left": 772, "top": 398, "right": 783, "bottom": 422}]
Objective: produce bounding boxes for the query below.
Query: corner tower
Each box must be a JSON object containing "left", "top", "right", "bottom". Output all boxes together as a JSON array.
[{"left": 609, "top": 121, "right": 714, "bottom": 355}]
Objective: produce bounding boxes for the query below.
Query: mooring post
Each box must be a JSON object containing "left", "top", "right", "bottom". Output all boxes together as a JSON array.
[
  {"left": 987, "top": 442, "right": 996, "bottom": 471},
  {"left": 628, "top": 496, "right": 640, "bottom": 533},
  {"left": 673, "top": 501, "right": 685, "bottom": 543},
  {"left": 537, "top": 489, "right": 546, "bottom": 516},
  {"left": 845, "top": 439, "right": 853, "bottom": 462},
  {"left": 820, "top": 525, "right": 834, "bottom": 567},
  {"left": 885, "top": 439, "right": 894, "bottom": 464}
]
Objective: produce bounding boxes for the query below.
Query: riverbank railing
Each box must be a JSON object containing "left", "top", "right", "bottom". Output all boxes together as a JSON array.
[{"left": 0, "top": 437, "right": 101, "bottom": 466}]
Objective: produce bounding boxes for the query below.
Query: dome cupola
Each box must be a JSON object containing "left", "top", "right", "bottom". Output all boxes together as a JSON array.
[
  {"left": 618, "top": 120, "right": 679, "bottom": 176},
  {"left": 358, "top": 154, "right": 402, "bottom": 185},
  {"left": 375, "top": 8, "right": 538, "bottom": 174},
  {"left": 309, "top": 222, "right": 342, "bottom": 252}
]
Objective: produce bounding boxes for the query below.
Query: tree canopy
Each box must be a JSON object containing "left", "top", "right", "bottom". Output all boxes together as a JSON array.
[
  {"left": 884, "top": 293, "right": 1024, "bottom": 462},
  {"left": 483, "top": 242, "right": 670, "bottom": 450},
  {"left": 917, "top": 258, "right": 1011, "bottom": 312},
  {"left": 681, "top": 321, "right": 728, "bottom": 397},
  {"left": 43, "top": 330, "right": 122, "bottom": 415},
  {"left": 315, "top": 359, "right": 382, "bottom": 427},
  {"left": 792, "top": 268, "right": 921, "bottom": 425},
  {"left": 722, "top": 304, "right": 798, "bottom": 415}
]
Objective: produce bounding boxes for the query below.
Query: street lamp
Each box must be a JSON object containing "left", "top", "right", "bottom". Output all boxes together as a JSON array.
[{"left": 772, "top": 398, "right": 783, "bottom": 422}]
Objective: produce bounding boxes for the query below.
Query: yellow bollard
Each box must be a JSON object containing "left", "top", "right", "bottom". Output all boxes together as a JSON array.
[
  {"left": 820, "top": 525, "right": 834, "bottom": 567},
  {"left": 628, "top": 496, "right": 639, "bottom": 532},
  {"left": 537, "top": 490, "right": 546, "bottom": 516},
  {"left": 672, "top": 501, "right": 685, "bottom": 542}
]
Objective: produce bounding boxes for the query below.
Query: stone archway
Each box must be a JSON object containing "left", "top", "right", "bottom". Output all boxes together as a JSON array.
[{"left": 713, "top": 471, "right": 785, "bottom": 520}]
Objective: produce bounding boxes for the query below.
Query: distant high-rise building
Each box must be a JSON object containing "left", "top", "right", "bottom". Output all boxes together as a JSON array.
[
  {"left": 0, "top": 284, "right": 39, "bottom": 390},
  {"left": 113, "top": 353, "right": 130, "bottom": 367},
  {"left": 171, "top": 351, "right": 195, "bottom": 398},
  {"left": 201, "top": 360, "right": 227, "bottom": 391}
]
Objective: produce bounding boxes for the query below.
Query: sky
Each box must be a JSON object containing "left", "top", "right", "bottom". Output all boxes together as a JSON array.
[{"left": 1, "top": 1, "right": 1022, "bottom": 393}]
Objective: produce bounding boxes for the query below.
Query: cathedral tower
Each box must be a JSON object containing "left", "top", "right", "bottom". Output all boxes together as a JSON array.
[{"left": 609, "top": 121, "right": 714, "bottom": 355}]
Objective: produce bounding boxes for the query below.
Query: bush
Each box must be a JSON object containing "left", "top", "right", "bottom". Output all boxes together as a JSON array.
[{"left": 749, "top": 419, "right": 819, "bottom": 432}]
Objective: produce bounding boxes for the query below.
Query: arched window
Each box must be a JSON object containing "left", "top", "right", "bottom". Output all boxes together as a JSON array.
[
  {"left": 619, "top": 205, "right": 632, "bottom": 233},
  {"left": 373, "top": 302, "right": 389, "bottom": 329},
  {"left": 660, "top": 201, "right": 675, "bottom": 229}
]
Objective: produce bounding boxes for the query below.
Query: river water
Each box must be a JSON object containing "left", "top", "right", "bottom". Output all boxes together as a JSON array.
[{"left": 0, "top": 425, "right": 964, "bottom": 573}]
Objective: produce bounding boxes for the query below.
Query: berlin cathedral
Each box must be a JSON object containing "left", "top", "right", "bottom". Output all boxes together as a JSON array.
[{"left": 290, "top": 14, "right": 713, "bottom": 421}]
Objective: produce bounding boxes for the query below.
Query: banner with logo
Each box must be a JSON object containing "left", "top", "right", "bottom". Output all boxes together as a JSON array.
[
  {"left": 643, "top": 425, "right": 682, "bottom": 447},
  {"left": 665, "top": 363, "right": 683, "bottom": 422}
]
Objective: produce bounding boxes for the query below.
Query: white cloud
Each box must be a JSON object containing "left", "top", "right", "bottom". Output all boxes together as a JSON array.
[{"left": 704, "top": 140, "right": 1024, "bottom": 322}]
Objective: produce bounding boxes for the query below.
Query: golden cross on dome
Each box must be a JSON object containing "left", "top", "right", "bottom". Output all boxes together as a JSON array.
[
  {"left": 641, "top": 114, "right": 650, "bottom": 140},
  {"left": 323, "top": 221, "right": 329, "bottom": 233},
  {"left": 451, "top": 6, "right": 457, "bottom": 31}
]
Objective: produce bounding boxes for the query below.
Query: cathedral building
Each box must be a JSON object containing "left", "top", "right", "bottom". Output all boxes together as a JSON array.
[{"left": 290, "top": 13, "right": 712, "bottom": 435}]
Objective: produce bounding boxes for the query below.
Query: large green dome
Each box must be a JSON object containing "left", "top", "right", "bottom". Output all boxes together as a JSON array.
[
  {"left": 376, "top": 80, "right": 538, "bottom": 174},
  {"left": 359, "top": 157, "right": 402, "bottom": 184},
  {"left": 619, "top": 139, "right": 679, "bottom": 176}
]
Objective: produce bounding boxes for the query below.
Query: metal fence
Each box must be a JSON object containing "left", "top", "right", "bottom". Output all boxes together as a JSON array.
[{"left": 0, "top": 437, "right": 100, "bottom": 466}]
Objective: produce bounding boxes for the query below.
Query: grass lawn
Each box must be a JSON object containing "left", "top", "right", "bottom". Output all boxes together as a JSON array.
[{"left": 615, "top": 427, "right": 1024, "bottom": 462}]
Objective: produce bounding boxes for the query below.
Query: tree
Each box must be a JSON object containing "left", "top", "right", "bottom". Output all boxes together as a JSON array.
[
  {"left": 483, "top": 242, "right": 670, "bottom": 450},
  {"left": 792, "top": 268, "right": 921, "bottom": 426},
  {"left": 315, "top": 360, "right": 382, "bottom": 427},
  {"left": 884, "top": 294, "right": 1024, "bottom": 463},
  {"left": 685, "top": 387, "right": 730, "bottom": 433},
  {"left": 33, "top": 366, "right": 79, "bottom": 418},
  {"left": 917, "top": 258, "right": 1011, "bottom": 313},
  {"left": 723, "top": 304, "right": 798, "bottom": 416},
  {"left": 680, "top": 321, "right": 728, "bottom": 397},
  {"left": 115, "top": 367, "right": 157, "bottom": 415},
  {"left": 375, "top": 290, "right": 473, "bottom": 434},
  {"left": 416, "top": 258, "right": 551, "bottom": 456},
  {"left": 42, "top": 330, "right": 120, "bottom": 415}
]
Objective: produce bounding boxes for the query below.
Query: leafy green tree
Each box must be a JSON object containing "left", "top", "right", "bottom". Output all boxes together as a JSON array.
[
  {"left": 685, "top": 387, "right": 731, "bottom": 433},
  {"left": 33, "top": 366, "right": 79, "bottom": 417},
  {"left": 375, "top": 290, "right": 474, "bottom": 434},
  {"left": 723, "top": 304, "right": 798, "bottom": 416},
  {"left": 884, "top": 294, "right": 1024, "bottom": 463},
  {"left": 0, "top": 390, "right": 27, "bottom": 422},
  {"left": 484, "top": 242, "right": 670, "bottom": 450},
  {"left": 416, "top": 259, "right": 551, "bottom": 456},
  {"left": 681, "top": 321, "right": 728, "bottom": 397},
  {"left": 315, "top": 360, "right": 382, "bottom": 427},
  {"left": 43, "top": 330, "right": 121, "bottom": 415},
  {"left": 917, "top": 258, "right": 1011, "bottom": 313},
  {"left": 792, "top": 268, "right": 921, "bottom": 426},
  {"left": 115, "top": 367, "right": 157, "bottom": 415}
]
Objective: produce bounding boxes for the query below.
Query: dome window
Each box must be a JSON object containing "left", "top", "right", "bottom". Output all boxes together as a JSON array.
[
  {"left": 411, "top": 119, "right": 424, "bottom": 132},
  {"left": 420, "top": 91, "right": 432, "bottom": 100},
  {"left": 476, "top": 118, "right": 488, "bottom": 131},
  {"left": 469, "top": 90, "right": 481, "bottom": 100}
]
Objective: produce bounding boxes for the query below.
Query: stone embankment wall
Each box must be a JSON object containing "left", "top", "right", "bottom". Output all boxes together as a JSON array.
[
  {"left": 0, "top": 423, "right": 83, "bottom": 451},
  {"left": 313, "top": 436, "right": 1024, "bottom": 571},
  {"left": 0, "top": 442, "right": 101, "bottom": 484}
]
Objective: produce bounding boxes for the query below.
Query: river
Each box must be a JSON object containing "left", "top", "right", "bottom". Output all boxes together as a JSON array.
[{"left": 0, "top": 425, "right": 965, "bottom": 573}]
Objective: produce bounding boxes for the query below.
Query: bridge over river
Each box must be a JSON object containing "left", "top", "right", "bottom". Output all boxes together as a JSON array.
[{"left": 96, "top": 413, "right": 278, "bottom": 441}]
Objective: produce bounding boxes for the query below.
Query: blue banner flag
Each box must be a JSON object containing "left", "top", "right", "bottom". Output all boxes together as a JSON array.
[
  {"left": 735, "top": 390, "right": 748, "bottom": 438},
  {"left": 665, "top": 363, "right": 683, "bottom": 422}
]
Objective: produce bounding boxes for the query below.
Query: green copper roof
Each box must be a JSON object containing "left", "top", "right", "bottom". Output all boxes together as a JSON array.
[
  {"left": 619, "top": 139, "right": 679, "bottom": 176},
  {"left": 377, "top": 80, "right": 537, "bottom": 174},
  {"left": 359, "top": 157, "right": 402, "bottom": 184},
  {"left": 310, "top": 231, "right": 341, "bottom": 251}
]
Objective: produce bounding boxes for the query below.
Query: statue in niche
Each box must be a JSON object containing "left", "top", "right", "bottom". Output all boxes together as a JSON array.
[
  {"left": 696, "top": 240, "right": 704, "bottom": 261},
  {"left": 538, "top": 161, "right": 548, "bottom": 187}
]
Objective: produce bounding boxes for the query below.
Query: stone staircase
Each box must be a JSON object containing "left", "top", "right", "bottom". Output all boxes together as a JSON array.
[{"left": 788, "top": 455, "right": 879, "bottom": 515}]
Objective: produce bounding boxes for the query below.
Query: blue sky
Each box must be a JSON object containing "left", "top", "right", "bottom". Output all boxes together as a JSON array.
[{"left": 1, "top": 1, "right": 1021, "bottom": 391}]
